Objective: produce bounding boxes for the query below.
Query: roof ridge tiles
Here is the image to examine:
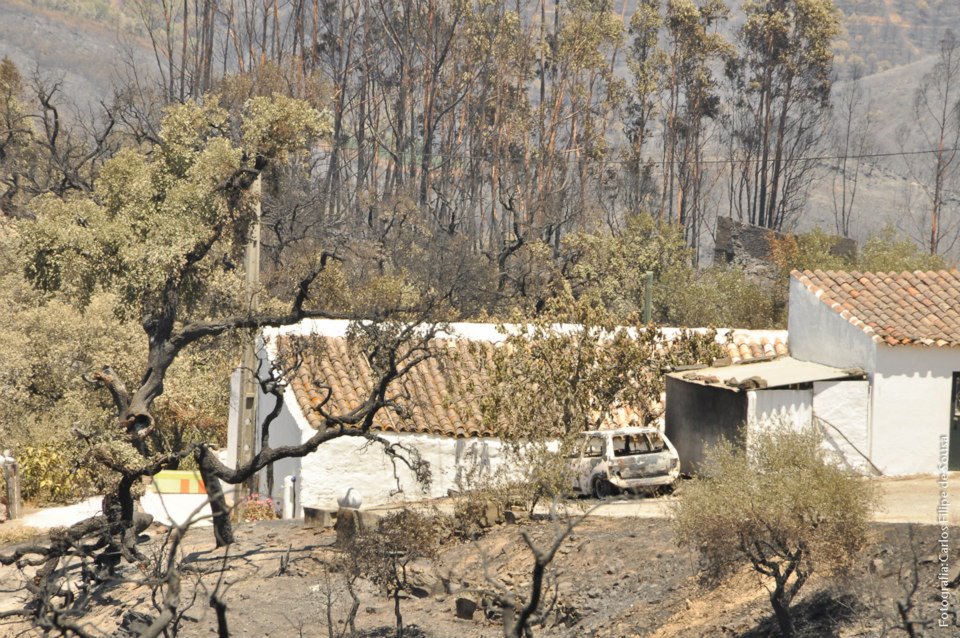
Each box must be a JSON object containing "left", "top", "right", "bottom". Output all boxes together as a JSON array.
[{"left": 791, "top": 269, "right": 960, "bottom": 348}]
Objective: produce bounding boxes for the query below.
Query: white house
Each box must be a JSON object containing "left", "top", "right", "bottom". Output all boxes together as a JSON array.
[
  {"left": 225, "top": 320, "right": 789, "bottom": 512},
  {"left": 666, "top": 269, "right": 960, "bottom": 476},
  {"left": 225, "top": 320, "right": 511, "bottom": 512}
]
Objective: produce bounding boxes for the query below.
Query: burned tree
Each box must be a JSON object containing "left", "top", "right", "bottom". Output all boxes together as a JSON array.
[{"left": 1, "top": 93, "right": 445, "bottom": 633}]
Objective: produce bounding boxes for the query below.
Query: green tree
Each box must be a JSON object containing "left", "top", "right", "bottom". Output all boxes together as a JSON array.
[
  {"left": 674, "top": 426, "right": 879, "bottom": 637},
  {"left": 625, "top": 0, "right": 666, "bottom": 212},
  {"left": 659, "top": 264, "right": 782, "bottom": 328},
  {"left": 0, "top": 57, "right": 30, "bottom": 213},
  {"left": 16, "top": 94, "right": 423, "bottom": 546},
  {"left": 481, "top": 294, "right": 722, "bottom": 507},
  {"left": 859, "top": 227, "right": 948, "bottom": 272},
  {"left": 3, "top": 92, "right": 458, "bottom": 637}
]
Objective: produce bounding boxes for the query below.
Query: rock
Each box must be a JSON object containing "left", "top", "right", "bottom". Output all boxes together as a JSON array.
[
  {"left": 725, "top": 375, "right": 768, "bottom": 390},
  {"left": 116, "top": 610, "right": 154, "bottom": 637},
  {"left": 455, "top": 595, "right": 478, "bottom": 620},
  {"left": 478, "top": 500, "right": 503, "bottom": 528},
  {"left": 303, "top": 507, "right": 334, "bottom": 529},
  {"left": 408, "top": 559, "right": 443, "bottom": 597},
  {"left": 335, "top": 507, "right": 385, "bottom": 545},
  {"left": 503, "top": 509, "right": 518, "bottom": 524}
]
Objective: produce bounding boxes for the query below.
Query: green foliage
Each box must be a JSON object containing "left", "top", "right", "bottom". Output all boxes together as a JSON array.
[
  {"left": 0, "top": 224, "right": 235, "bottom": 494},
  {"left": 21, "top": 96, "right": 327, "bottom": 321},
  {"left": 659, "top": 264, "right": 783, "bottom": 328},
  {"left": 674, "top": 425, "right": 879, "bottom": 636},
  {"left": 561, "top": 215, "right": 691, "bottom": 317},
  {"left": 770, "top": 226, "right": 952, "bottom": 279},
  {"left": 480, "top": 295, "right": 723, "bottom": 508},
  {"left": 859, "top": 227, "right": 948, "bottom": 272},
  {"left": 769, "top": 227, "right": 850, "bottom": 278},
  {"left": 18, "top": 443, "right": 98, "bottom": 504}
]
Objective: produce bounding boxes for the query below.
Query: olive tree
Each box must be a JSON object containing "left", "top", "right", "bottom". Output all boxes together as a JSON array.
[
  {"left": 674, "top": 426, "right": 879, "bottom": 637},
  {"left": 1, "top": 92, "right": 448, "bottom": 634},
  {"left": 479, "top": 293, "right": 722, "bottom": 508}
]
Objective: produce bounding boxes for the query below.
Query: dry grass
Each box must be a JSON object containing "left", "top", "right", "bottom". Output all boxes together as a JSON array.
[{"left": 0, "top": 524, "right": 42, "bottom": 548}]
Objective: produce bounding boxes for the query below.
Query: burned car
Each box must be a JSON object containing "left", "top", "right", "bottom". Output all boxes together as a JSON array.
[{"left": 569, "top": 427, "right": 681, "bottom": 498}]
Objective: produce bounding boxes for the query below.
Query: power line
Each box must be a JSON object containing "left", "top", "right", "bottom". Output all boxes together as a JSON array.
[{"left": 333, "top": 139, "right": 960, "bottom": 168}]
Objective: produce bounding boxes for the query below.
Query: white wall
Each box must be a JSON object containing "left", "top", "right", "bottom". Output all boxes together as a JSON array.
[
  {"left": 298, "top": 430, "right": 506, "bottom": 510},
  {"left": 747, "top": 388, "right": 813, "bottom": 431},
  {"left": 788, "top": 277, "right": 877, "bottom": 372},
  {"left": 870, "top": 345, "right": 960, "bottom": 475},
  {"left": 745, "top": 388, "right": 813, "bottom": 450},
  {"left": 745, "top": 383, "right": 878, "bottom": 474},
  {"left": 813, "top": 380, "right": 872, "bottom": 473}
]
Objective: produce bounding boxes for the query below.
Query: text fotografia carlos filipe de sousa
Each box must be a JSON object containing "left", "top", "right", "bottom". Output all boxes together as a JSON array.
[{"left": 938, "top": 435, "right": 951, "bottom": 628}]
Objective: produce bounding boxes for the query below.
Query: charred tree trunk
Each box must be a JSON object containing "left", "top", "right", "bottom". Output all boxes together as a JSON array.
[{"left": 198, "top": 446, "right": 235, "bottom": 547}]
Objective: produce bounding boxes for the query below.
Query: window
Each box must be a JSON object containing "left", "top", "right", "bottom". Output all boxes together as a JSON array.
[
  {"left": 584, "top": 437, "right": 604, "bottom": 458},
  {"left": 646, "top": 432, "right": 667, "bottom": 453},
  {"left": 612, "top": 434, "right": 653, "bottom": 456},
  {"left": 609, "top": 433, "right": 667, "bottom": 456}
]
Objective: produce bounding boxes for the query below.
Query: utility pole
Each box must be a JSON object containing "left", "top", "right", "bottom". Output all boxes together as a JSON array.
[{"left": 236, "top": 175, "right": 262, "bottom": 502}]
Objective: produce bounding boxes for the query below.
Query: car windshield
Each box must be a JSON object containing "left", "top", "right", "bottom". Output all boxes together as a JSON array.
[{"left": 612, "top": 433, "right": 666, "bottom": 456}]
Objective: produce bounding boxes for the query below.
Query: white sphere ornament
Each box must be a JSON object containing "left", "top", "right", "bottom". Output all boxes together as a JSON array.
[{"left": 338, "top": 487, "right": 362, "bottom": 509}]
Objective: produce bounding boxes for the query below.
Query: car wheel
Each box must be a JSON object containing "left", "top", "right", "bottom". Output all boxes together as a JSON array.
[
  {"left": 656, "top": 480, "right": 679, "bottom": 496},
  {"left": 593, "top": 477, "right": 614, "bottom": 499}
]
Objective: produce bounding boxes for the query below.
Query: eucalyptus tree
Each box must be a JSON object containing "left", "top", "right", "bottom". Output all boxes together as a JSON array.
[
  {"left": 725, "top": 0, "right": 841, "bottom": 230},
  {"left": 661, "top": 0, "right": 730, "bottom": 259},
  {"left": 830, "top": 68, "right": 873, "bottom": 239},
  {"left": 625, "top": 0, "right": 666, "bottom": 216}
]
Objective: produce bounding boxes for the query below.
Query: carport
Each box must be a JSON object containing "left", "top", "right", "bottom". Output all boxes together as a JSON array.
[{"left": 664, "top": 357, "right": 868, "bottom": 474}]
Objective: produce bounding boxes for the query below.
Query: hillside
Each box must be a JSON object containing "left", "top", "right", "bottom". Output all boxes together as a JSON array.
[
  {"left": 0, "top": 0, "right": 150, "bottom": 108},
  {"left": 3, "top": 0, "right": 960, "bottom": 252},
  {"left": 837, "top": 0, "right": 960, "bottom": 74}
]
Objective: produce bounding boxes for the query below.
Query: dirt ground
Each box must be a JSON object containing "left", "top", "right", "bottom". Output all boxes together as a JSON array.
[{"left": 2, "top": 506, "right": 959, "bottom": 638}]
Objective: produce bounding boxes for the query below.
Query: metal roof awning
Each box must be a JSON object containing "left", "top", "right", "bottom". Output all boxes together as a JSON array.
[{"left": 667, "top": 356, "right": 865, "bottom": 391}]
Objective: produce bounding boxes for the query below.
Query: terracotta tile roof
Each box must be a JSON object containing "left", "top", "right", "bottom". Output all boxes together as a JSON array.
[
  {"left": 278, "top": 325, "right": 789, "bottom": 438},
  {"left": 721, "top": 331, "right": 788, "bottom": 363},
  {"left": 792, "top": 269, "right": 960, "bottom": 347},
  {"left": 286, "top": 336, "right": 496, "bottom": 438}
]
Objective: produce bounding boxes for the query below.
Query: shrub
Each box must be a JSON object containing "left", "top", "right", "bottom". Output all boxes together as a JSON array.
[
  {"left": 18, "top": 443, "right": 98, "bottom": 505},
  {"left": 673, "top": 426, "right": 879, "bottom": 638},
  {"left": 236, "top": 493, "right": 278, "bottom": 522},
  {"left": 350, "top": 509, "right": 442, "bottom": 637}
]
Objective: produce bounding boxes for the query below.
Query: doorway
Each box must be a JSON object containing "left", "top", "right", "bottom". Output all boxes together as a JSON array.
[{"left": 951, "top": 372, "right": 960, "bottom": 471}]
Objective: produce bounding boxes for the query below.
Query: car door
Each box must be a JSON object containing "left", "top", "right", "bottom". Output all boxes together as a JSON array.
[{"left": 579, "top": 435, "right": 605, "bottom": 491}]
